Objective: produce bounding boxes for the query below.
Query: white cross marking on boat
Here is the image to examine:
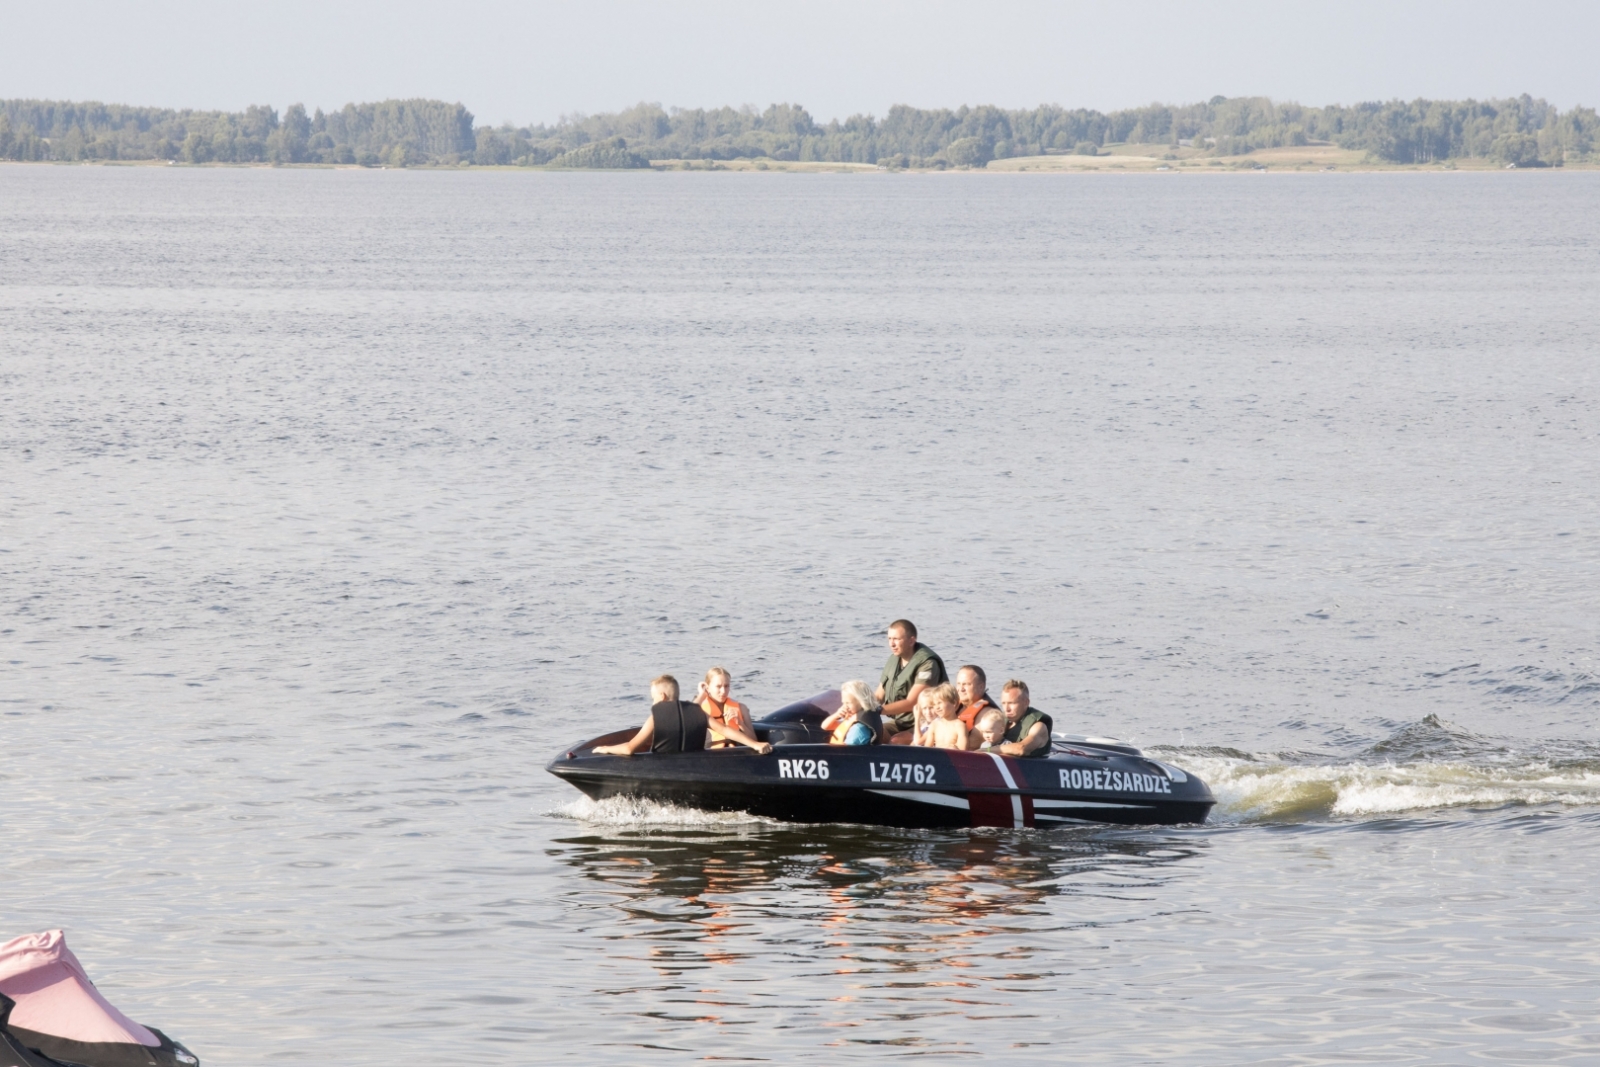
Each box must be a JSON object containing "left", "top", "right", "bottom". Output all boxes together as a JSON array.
[
  {"left": 866, "top": 789, "right": 970, "bottom": 809},
  {"left": 985, "top": 752, "right": 1025, "bottom": 827}
]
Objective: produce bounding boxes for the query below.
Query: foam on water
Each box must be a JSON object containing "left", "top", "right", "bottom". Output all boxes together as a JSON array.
[
  {"left": 1174, "top": 752, "right": 1600, "bottom": 821},
  {"left": 1159, "top": 714, "right": 1600, "bottom": 822},
  {"left": 548, "top": 793, "right": 782, "bottom": 828}
]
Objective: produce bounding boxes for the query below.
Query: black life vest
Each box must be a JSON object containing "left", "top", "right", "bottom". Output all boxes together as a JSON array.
[{"left": 650, "top": 700, "right": 709, "bottom": 754}]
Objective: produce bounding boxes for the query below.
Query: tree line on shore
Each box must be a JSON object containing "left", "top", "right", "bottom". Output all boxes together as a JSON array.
[
  {"left": 0, "top": 99, "right": 475, "bottom": 167},
  {"left": 2, "top": 94, "right": 1594, "bottom": 168}
]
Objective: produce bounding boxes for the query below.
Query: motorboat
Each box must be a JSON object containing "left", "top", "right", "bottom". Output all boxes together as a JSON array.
[
  {"left": 0, "top": 931, "right": 199, "bottom": 1067},
  {"left": 548, "top": 691, "right": 1214, "bottom": 828}
]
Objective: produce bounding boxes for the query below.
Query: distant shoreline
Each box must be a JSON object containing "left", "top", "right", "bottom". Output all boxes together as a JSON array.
[
  {"left": 4, "top": 152, "right": 1593, "bottom": 174},
  {"left": 8, "top": 95, "right": 1591, "bottom": 170}
]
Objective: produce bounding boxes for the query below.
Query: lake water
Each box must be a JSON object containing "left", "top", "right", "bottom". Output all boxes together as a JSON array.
[{"left": 3, "top": 165, "right": 1599, "bottom": 1064}]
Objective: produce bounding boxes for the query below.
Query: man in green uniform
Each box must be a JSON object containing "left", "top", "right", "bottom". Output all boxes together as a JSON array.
[
  {"left": 874, "top": 619, "right": 946, "bottom": 744},
  {"left": 997, "top": 679, "right": 1053, "bottom": 758}
]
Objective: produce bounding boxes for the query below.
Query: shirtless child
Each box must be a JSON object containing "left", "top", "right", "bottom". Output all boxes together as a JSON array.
[
  {"left": 970, "top": 707, "right": 1006, "bottom": 751},
  {"left": 913, "top": 683, "right": 967, "bottom": 751}
]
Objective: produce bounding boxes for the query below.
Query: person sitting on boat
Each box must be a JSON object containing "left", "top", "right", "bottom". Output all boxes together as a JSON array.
[
  {"left": 971, "top": 707, "right": 1006, "bottom": 751},
  {"left": 914, "top": 683, "right": 968, "bottom": 750},
  {"left": 997, "top": 679, "right": 1053, "bottom": 758},
  {"left": 593, "top": 675, "right": 773, "bottom": 756},
  {"left": 875, "top": 619, "right": 946, "bottom": 744},
  {"left": 953, "top": 664, "right": 999, "bottom": 747},
  {"left": 822, "top": 679, "right": 883, "bottom": 745},
  {"left": 906, "top": 687, "right": 938, "bottom": 746},
  {"left": 698, "top": 666, "right": 754, "bottom": 749}
]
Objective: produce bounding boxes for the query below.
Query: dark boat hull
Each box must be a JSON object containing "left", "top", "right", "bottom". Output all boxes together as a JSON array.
[{"left": 548, "top": 695, "right": 1214, "bottom": 829}]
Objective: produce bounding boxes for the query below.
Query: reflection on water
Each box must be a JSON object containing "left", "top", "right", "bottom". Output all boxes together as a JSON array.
[
  {"left": 548, "top": 823, "right": 1203, "bottom": 1051},
  {"left": 536, "top": 812, "right": 1600, "bottom": 1063}
]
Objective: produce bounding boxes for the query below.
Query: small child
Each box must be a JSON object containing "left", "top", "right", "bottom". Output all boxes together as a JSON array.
[
  {"left": 914, "top": 683, "right": 968, "bottom": 751},
  {"left": 910, "top": 688, "right": 937, "bottom": 745},
  {"left": 824, "top": 679, "right": 880, "bottom": 745},
  {"left": 971, "top": 707, "right": 1006, "bottom": 751}
]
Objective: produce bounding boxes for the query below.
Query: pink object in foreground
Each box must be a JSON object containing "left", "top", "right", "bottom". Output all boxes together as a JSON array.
[{"left": 0, "top": 931, "right": 159, "bottom": 1047}]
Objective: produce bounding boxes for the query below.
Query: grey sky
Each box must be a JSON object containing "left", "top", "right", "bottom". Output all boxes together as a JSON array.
[{"left": 4, "top": 0, "right": 1596, "bottom": 124}]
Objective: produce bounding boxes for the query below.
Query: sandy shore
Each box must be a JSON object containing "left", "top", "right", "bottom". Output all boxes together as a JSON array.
[{"left": 666, "top": 144, "right": 1591, "bottom": 173}]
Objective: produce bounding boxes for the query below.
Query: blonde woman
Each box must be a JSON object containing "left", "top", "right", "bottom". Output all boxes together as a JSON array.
[{"left": 699, "top": 666, "right": 754, "bottom": 749}]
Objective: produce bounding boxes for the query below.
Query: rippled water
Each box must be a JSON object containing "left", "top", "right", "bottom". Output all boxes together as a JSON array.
[{"left": 3, "top": 166, "right": 1599, "bottom": 1064}]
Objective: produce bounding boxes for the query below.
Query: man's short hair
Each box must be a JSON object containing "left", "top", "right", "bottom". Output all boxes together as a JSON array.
[
  {"left": 958, "top": 664, "right": 986, "bottom": 688},
  {"left": 888, "top": 619, "right": 918, "bottom": 639},
  {"left": 651, "top": 674, "right": 680, "bottom": 701},
  {"left": 1002, "top": 678, "right": 1029, "bottom": 702}
]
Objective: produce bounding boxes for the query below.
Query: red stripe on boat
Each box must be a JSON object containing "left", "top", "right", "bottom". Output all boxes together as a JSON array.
[
  {"left": 949, "top": 750, "right": 1008, "bottom": 790},
  {"left": 967, "top": 792, "right": 1015, "bottom": 828},
  {"left": 950, "top": 750, "right": 1028, "bottom": 828}
]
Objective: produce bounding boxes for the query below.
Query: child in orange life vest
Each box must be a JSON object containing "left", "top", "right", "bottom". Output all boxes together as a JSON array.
[
  {"left": 823, "top": 679, "right": 880, "bottom": 745},
  {"left": 699, "top": 666, "right": 753, "bottom": 748},
  {"left": 971, "top": 707, "right": 1006, "bottom": 751},
  {"left": 913, "top": 683, "right": 968, "bottom": 751}
]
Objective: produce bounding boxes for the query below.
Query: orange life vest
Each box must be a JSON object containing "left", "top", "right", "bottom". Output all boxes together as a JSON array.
[
  {"left": 829, "top": 715, "right": 858, "bottom": 745},
  {"left": 701, "top": 697, "right": 751, "bottom": 748},
  {"left": 958, "top": 697, "right": 996, "bottom": 731}
]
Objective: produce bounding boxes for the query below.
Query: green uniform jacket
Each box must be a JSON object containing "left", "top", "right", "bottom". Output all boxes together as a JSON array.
[
  {"left": 879, "top": 643, "right": 947, "bottom": 730},
  {"left": 1005, "top": 707, "right": 1054, "bottom": 757}
]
